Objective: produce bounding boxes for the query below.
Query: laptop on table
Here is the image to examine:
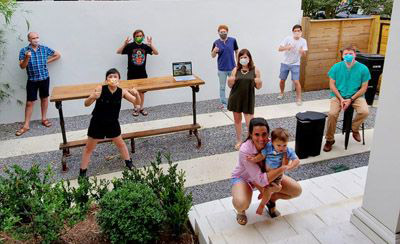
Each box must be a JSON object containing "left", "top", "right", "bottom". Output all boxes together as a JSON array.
[{"left": 173, "top": 61, "right": 196, "bottom": 81}]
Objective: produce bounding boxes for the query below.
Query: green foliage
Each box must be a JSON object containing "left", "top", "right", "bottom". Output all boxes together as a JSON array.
[
  {"left": 119, "top": 152, "right": 193, "bottom": 237},
  {"left": 302, "top": 0, "right": 394, "bottom": 19},
  {"left": 97, "top": 182, "right": 165, "bottom": 244},
  {"left": 0, "top": 0, "right": 17, "bottom": 24},
  {"left": 0, "top": 165, "right": 105, "bottom": 243}
]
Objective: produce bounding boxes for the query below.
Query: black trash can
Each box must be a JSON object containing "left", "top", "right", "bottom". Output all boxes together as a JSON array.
[
  {"left": 295, "top": 111, "right": 327, "bottom": 159},
  {"left": 355, "top": 53, "right": 385, "bottom": 105}
]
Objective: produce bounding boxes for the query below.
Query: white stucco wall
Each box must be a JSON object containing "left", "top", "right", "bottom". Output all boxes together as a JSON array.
[
  {"left": 361, "top": 0, "right": 400, "bottom": 234},
  {"left": 0, "top": 0, "right": 302, "bottom": 123}
]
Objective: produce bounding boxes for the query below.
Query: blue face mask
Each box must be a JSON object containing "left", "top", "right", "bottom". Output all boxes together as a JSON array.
[{"left": 344, "top": 54, "right": 354, "bottom": 63}]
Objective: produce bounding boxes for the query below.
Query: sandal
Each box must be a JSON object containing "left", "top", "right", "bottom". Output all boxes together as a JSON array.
[
  {"left": 132, "top": 108, "right": 140, "bottom": 117},
  {"left": 236, "top": 212, "right": 247, "bottom": 225},
  {"left": 41, "top": 119, "right": 52, "bottom": 127},
  {"left": 16, "top": 127, "right": 30, "bottom": 136},
  {"left": 139, "top": 109, "right": 148, "bottom": 116},
  {"left": 266, "top": 201, "right": 281, "bottom": 218}
]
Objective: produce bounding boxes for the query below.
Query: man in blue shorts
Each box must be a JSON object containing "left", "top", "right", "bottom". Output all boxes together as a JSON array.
[{"left": 278, "top": 24, "right": 308, "bottom": 106}]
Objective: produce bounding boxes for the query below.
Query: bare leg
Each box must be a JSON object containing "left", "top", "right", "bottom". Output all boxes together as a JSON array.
[
  {"left": 233, "top": 112, "right": 243, "bottom": 149},
  {"left": 293, "top": 80, "right": 302, "bottom": 102},
  {"left": 112, "top": 136, "right": 130, "bottom": 160},
  {"left": 270, "top": 175, "right": 302, "bottom": 203},
  {"left": 40, "top": 97, "right": 49, "bottom": 121},
  {"left": 138, "top": 92, "right": 145, "bottom": 110},
  {"left": 279, "top": 79, "right": 285, "bottom": 96},
  {"left": 80, "top": 137, "right": 99, "bottom": 170},
  {"left": 23, "top": 101, "right": 35, "bottom": 129},
  {"left": 232, "top": 180, "right": 253, "bottom": 225},
  {"left": 256, "top": 187, "right": 274, "bottom": 215},
  {"left": 243, "top": 113, "right": 254, "bottom": 129}
]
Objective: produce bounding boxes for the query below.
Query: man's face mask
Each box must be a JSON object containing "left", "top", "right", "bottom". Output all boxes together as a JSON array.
[
  {"left": 344, "top": 54, "right": 354, "bottom": 63},
  {"left": 135, "top": 36, "right": 144, "bottom": 44},
  {"left": 293, "top": 31, "right": 302, "bottom": 38},
  {"left": 31, "top": 38, "right": 40, "bottom": 46},
  {"left": 219, "top": 31, "right": 228, "bottom": 40}
]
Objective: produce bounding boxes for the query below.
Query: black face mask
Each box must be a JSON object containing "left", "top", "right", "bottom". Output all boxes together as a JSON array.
[{"left": 219, "top": 33, "right": 227, "bottom": 40}]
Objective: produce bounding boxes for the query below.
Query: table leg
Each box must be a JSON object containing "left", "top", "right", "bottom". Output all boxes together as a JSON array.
[
  {"left": 193, "top": 129, "right": 201, "bottom": 148},
  {"left": 191, "top": 86, "right": 201, "bottom": 148},
  {"left": 191, "top": 85, "right": 199, "bottom": 125},
  {"left": 56, "top": 101, "right": 70, "bottom": 171},
  {"left": 131, "top": 138, "right": 135, "bottom": 153}
]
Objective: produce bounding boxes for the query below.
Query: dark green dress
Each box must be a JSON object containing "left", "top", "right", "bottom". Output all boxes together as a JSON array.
[{"left": 227, "top": 69, "right": 256, "bottom": 114}]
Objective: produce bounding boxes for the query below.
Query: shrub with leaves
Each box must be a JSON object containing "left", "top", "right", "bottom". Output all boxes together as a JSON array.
[
  {"left": 119, "top": 153, "right": 193, "bottom": 237},
  {"left": 97, "top": 181, "right": 165, "bottom": 244},
  {"left": 0, "top": 165, "right": 104, "bottom": 243}
]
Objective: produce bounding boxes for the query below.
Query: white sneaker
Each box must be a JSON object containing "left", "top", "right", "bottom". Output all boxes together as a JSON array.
[
  {"left": 296, "top": 100, "right": 302, "bottom": 106},
  {"left": 277, "top": 94, "right": 284, "bottom": 99}
]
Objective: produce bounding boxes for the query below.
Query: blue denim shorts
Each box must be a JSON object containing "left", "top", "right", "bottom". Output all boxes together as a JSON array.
[
  {"left": 279, "top": 63, "right": 300, "bottom": 81},
  {"left": 230, "top": 178, "right": 255, "bottom": 189}
]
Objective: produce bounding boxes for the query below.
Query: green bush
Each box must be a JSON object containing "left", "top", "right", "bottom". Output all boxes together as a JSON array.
[
  {"left": 120, "top": 153, "right": 193, "bottom": 237},
  {"left": 97, "top": 182, "right": 165, "bottom": 244},
  {"left": 0, "top": 165, "right": 105, "bottom": 243}
]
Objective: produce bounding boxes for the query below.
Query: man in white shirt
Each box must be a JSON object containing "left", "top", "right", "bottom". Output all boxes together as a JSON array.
[{"left": 278, "top": 25, "right": 308, "bottom": 105}]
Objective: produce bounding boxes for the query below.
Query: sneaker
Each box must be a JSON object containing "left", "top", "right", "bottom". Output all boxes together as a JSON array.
[
  {"left": 277, "top": 94, "right": 284, "bottom": 99},
  {"left": 323, "top": 140, "right": 335, "bottom": 152},
  {"left": 296, "top": 100, "right": 302, "bottom": 106}
]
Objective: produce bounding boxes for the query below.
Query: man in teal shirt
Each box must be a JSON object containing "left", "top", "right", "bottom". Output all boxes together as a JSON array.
[{"left": 323, "top": 46, "right": 371, "bottom": 152}]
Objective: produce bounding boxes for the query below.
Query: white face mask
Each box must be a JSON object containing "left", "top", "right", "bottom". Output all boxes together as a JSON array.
[
  {"left": 293, "top": 32, "right": 301, "bottom": 38},
  {"left": 239, "top": 58, "right": 249, "bottom": 66},
  {"left": 31, "top": 38, "right": 40, "bottom": 46}
]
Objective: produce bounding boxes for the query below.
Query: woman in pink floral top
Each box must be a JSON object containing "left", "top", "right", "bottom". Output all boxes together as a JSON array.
[{"left": 231, "top": 118, "right": 302, "bottom": 225}]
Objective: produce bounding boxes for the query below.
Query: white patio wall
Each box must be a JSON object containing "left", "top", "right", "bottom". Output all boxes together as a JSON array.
[{"left": 0, "top": 0, "right": 301, "bottom": 123}]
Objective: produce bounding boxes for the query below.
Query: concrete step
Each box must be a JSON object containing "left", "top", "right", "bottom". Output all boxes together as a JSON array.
[{"left": 189, "top": 166, "right": 369, "bottom": 244}]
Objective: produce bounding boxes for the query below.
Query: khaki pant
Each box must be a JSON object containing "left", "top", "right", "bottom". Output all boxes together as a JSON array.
[{"left": 325, "top": 97, "right": 369, "bottom": 141}]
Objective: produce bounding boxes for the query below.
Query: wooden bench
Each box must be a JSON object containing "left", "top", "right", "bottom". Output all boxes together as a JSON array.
[
  {"left": 50, "top": 75, "right": 205, "bottom": 171},
  {"left": 60, "top": 123, "right": 201, "bottom": 151}
]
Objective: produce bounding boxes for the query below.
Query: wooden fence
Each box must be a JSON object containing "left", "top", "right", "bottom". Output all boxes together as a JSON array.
[{"left": 300, "top": 16, "right": 390, "bottom": 91}]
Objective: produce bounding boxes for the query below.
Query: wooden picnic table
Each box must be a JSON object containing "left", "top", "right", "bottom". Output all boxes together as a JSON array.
[{"left": 50, "top": 75, "right": 205, "bottom": 171}]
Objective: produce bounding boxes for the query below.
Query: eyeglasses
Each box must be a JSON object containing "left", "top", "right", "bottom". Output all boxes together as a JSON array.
[{"left": 219, "top": 32, "right": 227, "bottom": 35}]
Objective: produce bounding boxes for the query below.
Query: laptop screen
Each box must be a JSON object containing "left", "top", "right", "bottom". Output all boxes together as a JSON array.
[{"left": 173, "top": 62, "right": 192, "bottom": 76}]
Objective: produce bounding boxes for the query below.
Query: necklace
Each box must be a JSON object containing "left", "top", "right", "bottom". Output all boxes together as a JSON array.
[{"left": 241, "top": 69, "right": 249, "bottom": 75}]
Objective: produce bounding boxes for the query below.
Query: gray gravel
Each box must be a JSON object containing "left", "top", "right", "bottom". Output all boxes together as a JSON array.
[
  {"left": 187, "top": 152, "right": 370, "bottom": 205},
  {"left": 0, "top": 90, "right": 333, "bottom": 141}
]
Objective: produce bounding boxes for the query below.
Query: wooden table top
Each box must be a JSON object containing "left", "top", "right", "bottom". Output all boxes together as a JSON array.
[{"left": 50, "top": 75, "right": 205, "bottom": 102}]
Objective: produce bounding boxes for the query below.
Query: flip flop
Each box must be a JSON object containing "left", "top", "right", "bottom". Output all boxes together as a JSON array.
[
  {"left": 16, "top": 127, "right": 30, "bottom": 136},
  {"left": 236, "top": 213, "right": 247, "bottom": 225},
  {"left": 132, "top": 108, "right": 140, "bottom": 117},
  {"left": 41, "top": 119, "right": 52, "bottom": 127},
  {"left": 139, "top": 109, "right": 148, "bottom": 116}
]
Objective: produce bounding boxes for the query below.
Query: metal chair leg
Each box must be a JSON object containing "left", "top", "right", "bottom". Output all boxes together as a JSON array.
[{"left": 362, "top": 123, "right": 365, "bottom": 145}]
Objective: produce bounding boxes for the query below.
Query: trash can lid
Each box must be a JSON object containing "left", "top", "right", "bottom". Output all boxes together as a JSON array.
[
  {"left": 356, "top": 53, "right": 385, "bottom": 60},
  {"left": 296, "top": 111, "right": 327, "bottom": 121}
]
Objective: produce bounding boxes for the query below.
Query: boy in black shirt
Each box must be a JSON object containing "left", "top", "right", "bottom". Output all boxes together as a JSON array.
[{"left": 117, "top": 29, "right": 159, "bottom": 116}]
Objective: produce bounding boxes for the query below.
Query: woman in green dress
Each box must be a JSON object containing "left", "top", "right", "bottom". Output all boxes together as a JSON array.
[{"left": 227, "top": 49, "right": 263, "bottom": 150}]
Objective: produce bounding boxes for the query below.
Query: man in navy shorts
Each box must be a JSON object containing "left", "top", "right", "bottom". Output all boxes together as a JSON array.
[{"left": 16, "top": 32, "right": 61, "bottom": 136}]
